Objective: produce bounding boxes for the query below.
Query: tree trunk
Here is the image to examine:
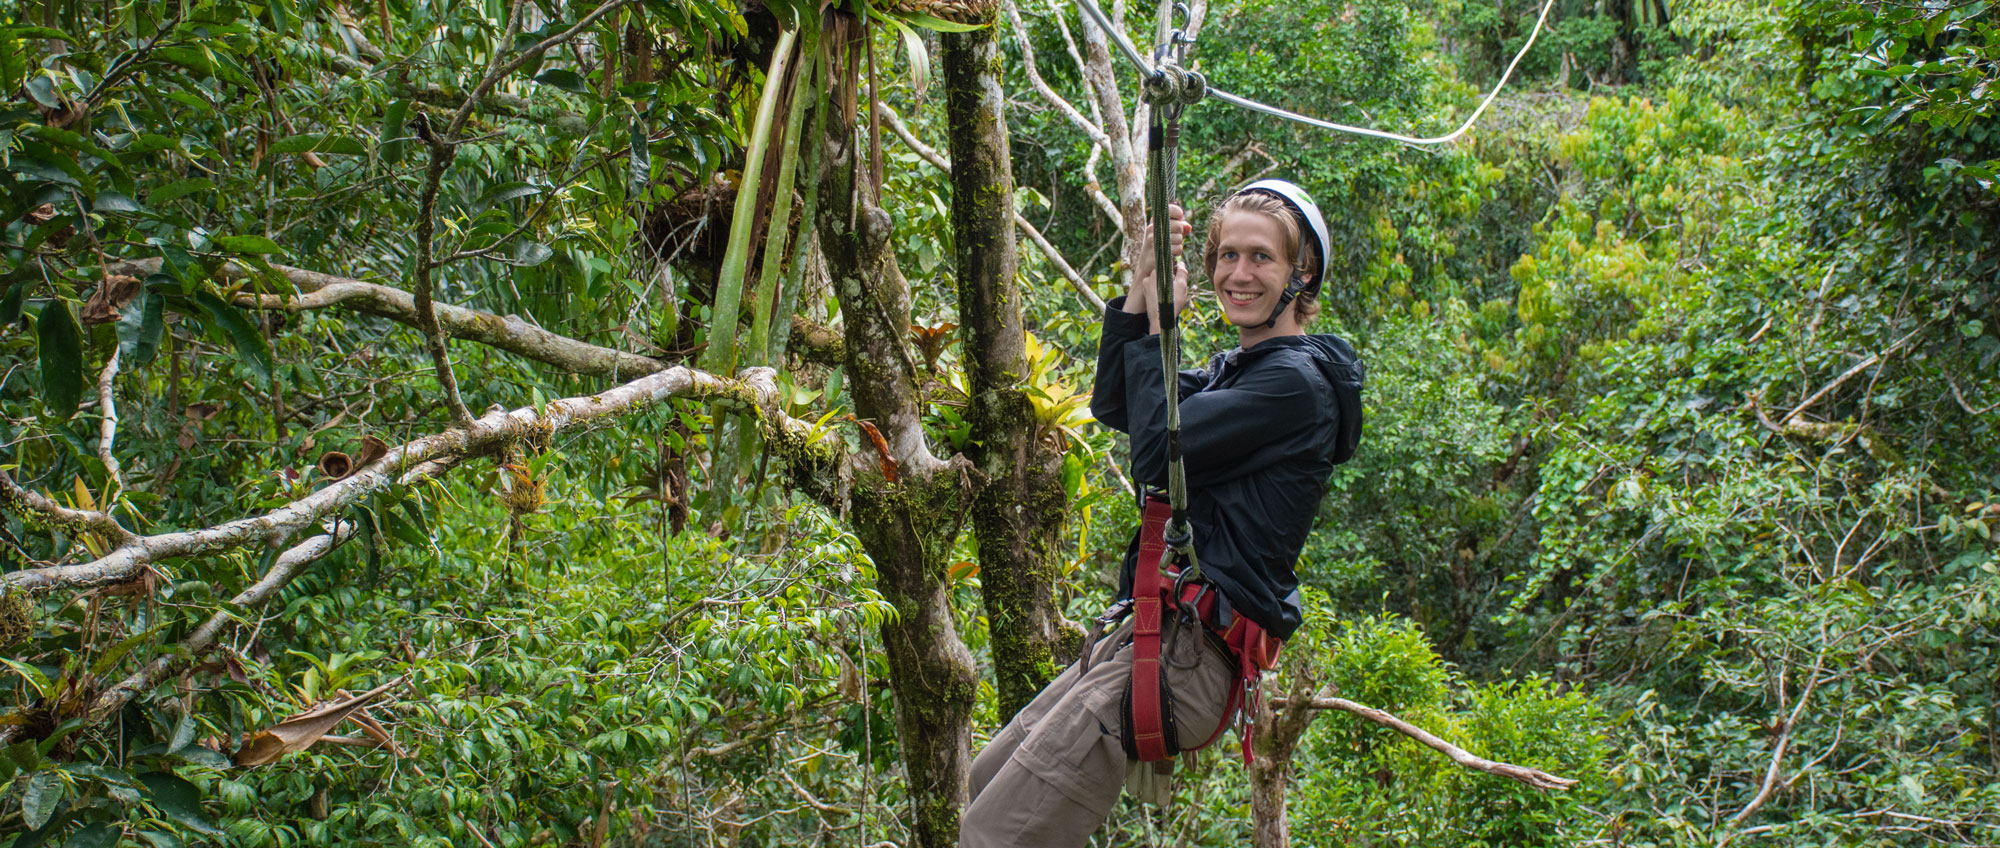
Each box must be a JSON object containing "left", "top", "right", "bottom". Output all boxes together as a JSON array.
[
  {"left": 941, "top": 24, "right": 1076, "bottom": 722},
  {"left": 817, "top": 16, "right": 976, "bottom": 846},
  {"left": 1248, "top": 679, "right": 1325, "bottom": 848}
]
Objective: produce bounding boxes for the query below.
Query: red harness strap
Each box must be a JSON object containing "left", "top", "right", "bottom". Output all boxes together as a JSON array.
[
  {"left": 1127, "top": 499, "right": 1286, "bottom": 765},
  {"left": 1127, "top": 498, "right": 1176, "bottom": 762}
]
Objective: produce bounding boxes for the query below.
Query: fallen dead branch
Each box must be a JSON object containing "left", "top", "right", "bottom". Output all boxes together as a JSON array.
[{"left": 1273, "top": 696, "right": 1577, "bottom": 791}]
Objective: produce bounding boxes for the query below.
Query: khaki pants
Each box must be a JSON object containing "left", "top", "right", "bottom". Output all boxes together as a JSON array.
[{"left": 960, "top": 615, "right": 1237, "bottom": 847}]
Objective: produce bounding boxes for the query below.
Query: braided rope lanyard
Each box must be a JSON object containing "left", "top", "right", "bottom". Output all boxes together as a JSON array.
[{"left": 1139, "top": 3, "right": 1206, "bottom": 582}]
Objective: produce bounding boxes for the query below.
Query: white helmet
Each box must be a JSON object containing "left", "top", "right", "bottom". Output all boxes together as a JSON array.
[{"left": 1232, "top": 179, "right": 1328, "bottom": 294}]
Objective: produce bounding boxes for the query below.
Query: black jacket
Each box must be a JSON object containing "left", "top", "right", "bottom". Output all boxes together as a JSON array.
[{"left": 1090, "top": 298, "right": 1363, "bottom": 640}]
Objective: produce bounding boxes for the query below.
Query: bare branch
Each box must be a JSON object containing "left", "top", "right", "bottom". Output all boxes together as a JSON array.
[
  {"left": 85, "top": 517, "right": 365, "bottom": 725},
  {"left": 111, "top": 259, "right": 664, "bottom": 381},
  {"left": 1732, "top": 654, "right": 1827, "bottom": 823},
  {"left": 1274, "top": 696, "right": 1578, "bottom": 791},
  {"left": 445, "top": 0, "right": 635, "bottom": 138},
  {"left": 1780, "top": 326, "right": 1926, "bottom": 426},
  {"left": 1004, "top": 0, "right": 1113, "bottom": 151},
  {"left": 97, "top": 350, "right": 124, "bottom": 495},
  {"left": 875, "top": 103, "right": 1105, "bottom": 310},
  {"left": 2, "top": 367, "right": 830, "bottom": 599}
]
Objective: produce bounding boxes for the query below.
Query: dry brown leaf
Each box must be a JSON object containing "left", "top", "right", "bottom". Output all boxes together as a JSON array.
[
  {"left": 82, "top": 275, "right": 143, "bottom": 325},
  {"left": 234, "top": 677, "right": 403, "bottom": 767}
]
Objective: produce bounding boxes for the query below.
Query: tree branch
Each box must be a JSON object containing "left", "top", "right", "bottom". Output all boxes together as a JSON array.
[
  {"left": 97, "top": 350, "right": 125, "bottom": 495},
  {"left": 1, "top": 367, "right": 830, "bottom": 599},
  {"left": 876, "top": 103, "right": 1105, "bottom": 310},
  {"left": 0, "top": 467, "right": 136, "bottom": 547},
  {"left": 1273, "top": 696, "right": 1578, "bottom": 791},
  {"left": 447, "top": 0, "right": 635, "bottom": 138},
  {"left": 84, "top": 517, "right": 365, "bottom": 726},
  {"left": 1003, "top": 0, "right": 1113, "bottom": 151},
  {"left": 110, "top": 259, "right": 665, "bottom": 381}
]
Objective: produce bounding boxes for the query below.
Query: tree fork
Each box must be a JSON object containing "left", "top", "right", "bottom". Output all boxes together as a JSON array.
[
  {"left": 942, "top": 22, "right": 1077, "bottom": 721},
  {"left": 816, "top": 14, "right": 976, "bottom": 843}
]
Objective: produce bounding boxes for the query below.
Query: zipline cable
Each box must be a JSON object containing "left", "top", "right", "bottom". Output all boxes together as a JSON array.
[{"left": 1071, "top": 0, "right": 1561, "bottom": 147}]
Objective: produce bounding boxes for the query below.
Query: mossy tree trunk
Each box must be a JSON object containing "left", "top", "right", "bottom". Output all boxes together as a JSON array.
[
  {"left": 941, "top": 22, "right": 1077, "bottom": 722},
  {"left": 816, "top": 13, "right": 977, "bottom": 846}
]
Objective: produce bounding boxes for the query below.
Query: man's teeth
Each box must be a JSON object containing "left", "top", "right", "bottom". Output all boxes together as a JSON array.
[{"left": 1227, "top": 292, "right": 1257, "bottom": 304}]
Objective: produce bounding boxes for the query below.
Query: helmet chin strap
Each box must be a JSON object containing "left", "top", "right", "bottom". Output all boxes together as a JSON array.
[
  {"left": 1260, "top": 236, "right": 1317, "bottom": 328},
  {"left": 1260, "top": 275, "right": 1312, "bottom": 328}
]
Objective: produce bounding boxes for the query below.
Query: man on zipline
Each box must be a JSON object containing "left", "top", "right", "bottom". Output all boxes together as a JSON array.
[{"left": 960, "top": 179, "right": 1364, "bottom": 845}]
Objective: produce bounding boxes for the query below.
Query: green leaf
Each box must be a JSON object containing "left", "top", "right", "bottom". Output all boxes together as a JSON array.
[
  {"left": 22, "top": 769, "right": 62, "bottom": 831},
  {"left": 268, "top": 0, "right": 294, "bottom": 31},
  {"left": 1, "top": 26, "right": 75, "bottom": 43},
  {"left": 136, "top": 773, "right": 222, "bottom": 836},
  {"left": 92, "top": 190, "right": 140, "bottom": 213},
  {"left": 116, "top": 293, "right": 164, "bottom": 367},
  {"left": 889, "top": 18, "right": 930, "bottom": 97},
  {"left": 380, "top": 99, "right": 412, "bottom": 165},
  {"left": 36, "top": 299, "right": 85, "bottom": 419},
  {"left": 24, "top": 74, "right": 62, "bottom": 109},
  {"left": 191, "top": 292, "right": 275, "bottom": 383},
  {"left": 269, "top": 134, "right": 322, "bottom": 154},
  {"left": 0, "top": 279, "right": 26, "bottom": 326},
  {"left": 477, "top": 181, "right": 542, "bottom": 210},
  {"left": 7, "top": 740, "right": 42, "bottom": 771},
  {"left": 881, "top": 10, "right": 988, "bottom": 32},
  {"left": 210, "top": 234, "right": 284, "bottom": 255},
  {"left": 534, "top": 68, "right": 588, "bottom": 93},
  {"left": 511, "top": 240, "right": 554, "bottom": 266},
  {"left": 629, "top": 119, "right": 651, "bottom": 195},
  {"left": 147, "top": 178, "right": 212, "bottom": 206},
  {"left": 168, "top": 712, "right": 196, "bottom": 753},
  {"left": 63, "top": 822, "right": 120, "bottom": 848}
]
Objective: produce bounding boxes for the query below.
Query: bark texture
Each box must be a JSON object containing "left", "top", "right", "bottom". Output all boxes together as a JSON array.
[
  {"left": 942, "top": 25, "right": 1076, "bottom": 722},
  {"left": 816, "top": 17, "right": 976, "bottom": 845}
]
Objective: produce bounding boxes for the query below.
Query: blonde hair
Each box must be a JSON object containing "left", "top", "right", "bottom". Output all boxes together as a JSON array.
[{"left": 1200, "top": 192, "right": 1322, "bottom": 324}]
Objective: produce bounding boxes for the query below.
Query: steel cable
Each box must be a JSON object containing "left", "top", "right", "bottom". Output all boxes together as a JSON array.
[{"left": 1072, "top": 0, "right": 1561, "bottom": 146}]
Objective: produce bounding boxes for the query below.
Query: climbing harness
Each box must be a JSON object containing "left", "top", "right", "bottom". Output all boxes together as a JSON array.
[{"left": 1112, "top": 497, "right": 1282, "bottom": 768}]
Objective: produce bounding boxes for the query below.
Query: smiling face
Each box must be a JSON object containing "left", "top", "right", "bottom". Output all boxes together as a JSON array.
[{"left": 1207, "top": 209, "right": 1311, "bottom": 340}]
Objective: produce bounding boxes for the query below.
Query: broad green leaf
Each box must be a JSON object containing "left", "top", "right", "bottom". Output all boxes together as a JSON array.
[
  {"left": 0, "top": 658, "right": 54, "bottom": 697},
  {"left": 883, "top": 10, "right": 989, "bottom": 32},
  {"left": 92, "top": 190, "right": 140, "bottom": 213},
  {"left": 191, "top": 292, "right": 275, "bottom": 383},
  {"left": 534, "top": 68, "right": 588, "bottom": 93},
  {"left": 37, "top": 299, "right": 85, "bottom": 419},
  {"left": 210, "top": 234, "right": 284, "bottom": 255},
  {"left": 22, "top": 769, "right": 61, "bottom": 830},
  {"left": 63, "top": 822, "right": 119, "bottom": 848},
  {"left": 168, "top": 712, "right": 196, "bottom": 753},
  {"left": 380, "top": 99, "right": 412, "bottom": 165},
  {"left": 24, "top": 74, "right": 62, "bottom": 109},
  {"left": 0, "top": 279, "right": 26, "bottom": 326},
  {"left": 889, "top": 18, "right": 929, "bottom": 97},
  {"left": 268, "top": 134, "right": 324, "bottom": 155},
  {"left": 136, "top": 773, "right": 223, "bottom": 836},
  {"left": 268, "top": 0, "right": 294, "bottom": 31},
  {"left": 477, "top": 181, "right": 542, "bottom": 210},
  {"left": 628, "top": 119, "right": 651, "bottom": 195},
  {"left": 148, "top": 178, "right": 213, "bottom": 206}
]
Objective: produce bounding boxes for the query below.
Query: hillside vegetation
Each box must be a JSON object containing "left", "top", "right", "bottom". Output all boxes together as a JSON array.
[{"left": 2, "top": 0, "right": 1995, "bottom": 845}]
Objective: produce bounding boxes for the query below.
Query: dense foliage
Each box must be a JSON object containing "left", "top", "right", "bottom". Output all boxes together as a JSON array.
[{"left": 3, "top": 0, "right": 1996, "bottom": 845}]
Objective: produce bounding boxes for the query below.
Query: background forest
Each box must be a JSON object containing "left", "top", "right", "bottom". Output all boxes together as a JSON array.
[{"left": 1, "top": 0, "right": 1996, "bottom": 845}]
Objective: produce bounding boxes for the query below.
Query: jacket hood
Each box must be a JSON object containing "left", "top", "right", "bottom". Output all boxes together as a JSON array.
[{"left": 1234, "top": 333, "right": 1365, "bottom": 464}]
